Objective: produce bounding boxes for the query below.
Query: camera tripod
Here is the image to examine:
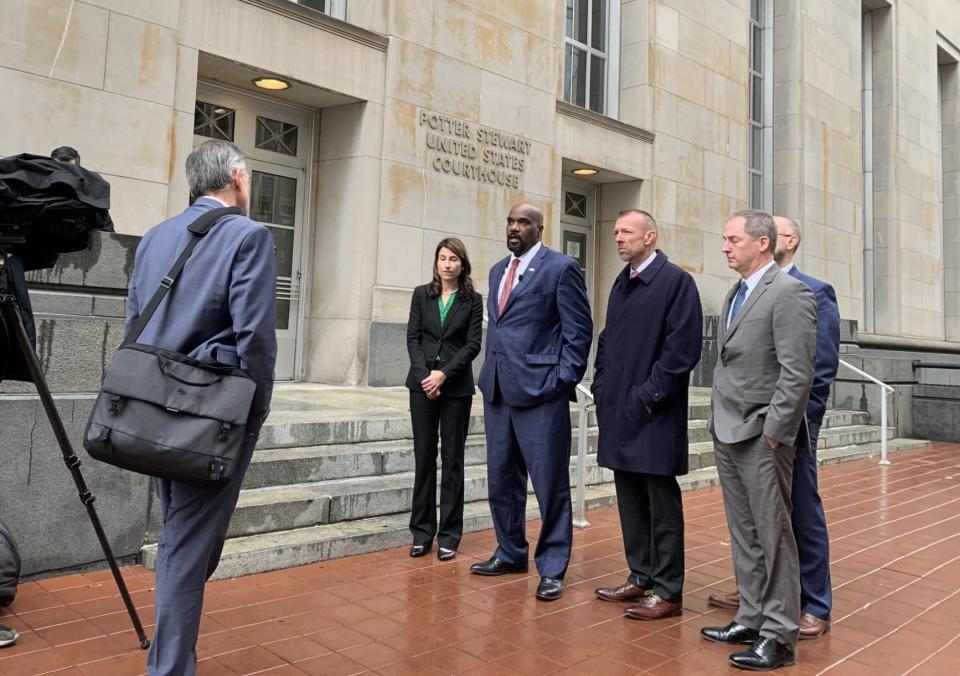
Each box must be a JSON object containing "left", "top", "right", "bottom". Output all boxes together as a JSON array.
[{"left": 0, "top": 252, "right": 149, "bottom": 649}]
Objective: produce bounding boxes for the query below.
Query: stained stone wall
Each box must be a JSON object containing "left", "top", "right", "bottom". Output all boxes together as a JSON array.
[{"left": 4, "top": 0, "right": 960, "bottom": 389}]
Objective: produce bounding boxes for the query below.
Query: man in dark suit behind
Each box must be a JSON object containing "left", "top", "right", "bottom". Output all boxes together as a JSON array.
[
  {"left": 700, "top": 210, "right": 816, "bottom": 671},
  {"left": 472, "top": 203, "right": 593, "bottom": 602},
  {"left": 127, "top": 140, "right": 277, "bottom": 676},
  {"left": 591, "top": 210, "right": 703, "bottom": 621}
]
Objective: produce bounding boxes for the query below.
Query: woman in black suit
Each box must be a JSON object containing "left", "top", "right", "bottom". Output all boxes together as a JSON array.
[{"left": 406, "top": 237, "right": 483, "bottom": 560}]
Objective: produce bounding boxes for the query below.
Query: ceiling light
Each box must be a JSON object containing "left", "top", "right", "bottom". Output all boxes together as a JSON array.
[
  {"left": 572, "top": 167, "right": 598, "bottom": 176},
  {"left": 253, "top": 77, "right": 291, "bottom": 91}
]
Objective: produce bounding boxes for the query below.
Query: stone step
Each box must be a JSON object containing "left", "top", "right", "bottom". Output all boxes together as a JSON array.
[
  {"left": 244, "top": 410, "right": 870, "bottom": 489},
  {"left": 228, "top": 423, "right": 893, "bottom": 538},
  {"left": 255, "top": 402, "right": 717, "bottom": 450},
  {"left": 140, "top": 437, "right": 929, "bottom": 579},
  {"left": 228, "top": 461, "right": 612, "bottom": 539},
  {"left": 244, "top": 422, "right": 708, "bottom": 489}
]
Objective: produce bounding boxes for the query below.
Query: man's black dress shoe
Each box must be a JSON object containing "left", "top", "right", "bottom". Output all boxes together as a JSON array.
[
  {"left": 700, "top": 622, "right": 761, "bottom": 645},
  {"left": 470, "top": 556, "right": 528, "bottom": 576},
  {"left": 438, "top": 547, "right": 456, "bottom": 561},
  {"left": 729, "top": 637, "right": 795, "bottom": 671},
  {"left": 536, "top": 577, "right": 564, "bottom": 601},
  {"left": 409, "top": 543, "right": 432, "bottom": 558}
]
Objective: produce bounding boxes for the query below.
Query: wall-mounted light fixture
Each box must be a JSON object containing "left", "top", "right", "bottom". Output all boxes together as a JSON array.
[
  {"left": 572, "top": 167, "right": 598, "bottom": 176},
  {"left": 253, "top": 77, "right": 291, "bottom": 91}
]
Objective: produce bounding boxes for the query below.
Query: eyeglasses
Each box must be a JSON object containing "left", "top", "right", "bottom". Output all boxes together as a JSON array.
[{"left": 776, "top": 232, "right": 795, "bottom": 238}]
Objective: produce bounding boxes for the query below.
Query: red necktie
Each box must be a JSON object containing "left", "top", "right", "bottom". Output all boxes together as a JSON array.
[{"left": 498, "top": 258, "right": 521, "bottom": 315}]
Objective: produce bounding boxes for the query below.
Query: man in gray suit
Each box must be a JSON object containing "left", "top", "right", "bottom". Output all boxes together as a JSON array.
[
  {"left": 700, "top": 210, "right": 816, "bottom": 671},
  {"left": 128, "top": 140, "right": 277, "bottom": 675}
]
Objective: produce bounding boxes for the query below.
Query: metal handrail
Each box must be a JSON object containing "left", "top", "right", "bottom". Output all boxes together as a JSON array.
[
  {"left": 838, "top": 358, "right": 894, "bottom": 466},
  {"left": 574, "top": 383, "right": 594, "bottom": 528},
  {"left": 912, "top": 360, "right": 960, "bottom": 371}
]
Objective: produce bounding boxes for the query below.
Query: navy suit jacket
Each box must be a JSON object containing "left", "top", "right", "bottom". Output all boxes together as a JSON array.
[
  {"left": 125, "top": 197, "right": 278, "bottom": 432},
  {"left": 478, "top": 245, "right": 593, "bottom": 407},
  {"left": 788, "top": 266, "right": 840, "bottom": 423}
]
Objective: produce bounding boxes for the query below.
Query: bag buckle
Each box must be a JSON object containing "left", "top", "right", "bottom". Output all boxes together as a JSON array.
[
  {"left": 108, "top": 395, "right": 122, "bottom": 413},
  {"left": 208, "top": 460, "right": 226, "bottom": 482},
  {"left": 218, "top": 422, "right": 232, "bottom": 441},
  {"left": 159, "top": 276, "right": 174, "bottom": 288}
]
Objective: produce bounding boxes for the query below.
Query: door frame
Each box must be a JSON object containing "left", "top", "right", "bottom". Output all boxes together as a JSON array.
[{"left": 194, "top": 81, "right": 316, "bottom": 381}]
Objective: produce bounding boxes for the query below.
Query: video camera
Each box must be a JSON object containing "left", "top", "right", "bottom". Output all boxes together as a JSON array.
[{"left": 0, "top": 153, "right": 114, "bottom": 382}]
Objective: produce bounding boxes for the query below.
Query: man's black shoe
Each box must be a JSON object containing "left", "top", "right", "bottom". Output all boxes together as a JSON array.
[
  {"left": 700, "top": 621, "right": 761, "bottom": 645},
  {"left": 536, "top": 577, "right": 564, "bottom": 601},
  {"left": 470, "top": 556, "right": 528, "bottom": 576},
  {"left": 729, "top": 637, "right": 795, "bottom": 671}
]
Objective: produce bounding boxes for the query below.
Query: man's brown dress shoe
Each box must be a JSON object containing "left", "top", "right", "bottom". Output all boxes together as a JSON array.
[
  {"left": 798, "top": 612, "right": 830, "bottom": 639},
  {"left": 595, "top": 582, "right": 650, "bottom": 603},
  {"left": 707, "top": 588, "right": 741, "bottom": 609},
  {"left": 624, "top": 595, "right": 682, "bottom": 621}
]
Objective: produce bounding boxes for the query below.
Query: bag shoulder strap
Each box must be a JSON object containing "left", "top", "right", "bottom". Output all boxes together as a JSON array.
[{"left": 125, "top": 206, "right": 241, "bottom": 345}]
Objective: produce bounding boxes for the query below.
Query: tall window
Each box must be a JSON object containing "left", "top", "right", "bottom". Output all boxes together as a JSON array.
[
  {"left": 287, "top": 0, "right": 346, "bottom": 20},
  {"left": 749, "top": 0, "right": 772, "bottom": 209},
  {"left": 862, "top": 10, "right": 876, "bottom": 332},
  {"left": 564, "top": 0, "right": 612, "bottom": 115}
]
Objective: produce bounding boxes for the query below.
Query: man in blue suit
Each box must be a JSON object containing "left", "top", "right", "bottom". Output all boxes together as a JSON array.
[
  {"left": 472, "top": 203, "right": 593, "bottom": 601},
  {"left": 709, "top": 215, "right": 839, "bottom": 640},
  {"left": 127, "top": 140, "right": 277, "bottom": 675}
]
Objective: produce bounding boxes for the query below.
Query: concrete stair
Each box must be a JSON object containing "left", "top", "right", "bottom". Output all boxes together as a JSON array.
[{"left": 140, "top": 392, "right": 929, "bottom": 579}]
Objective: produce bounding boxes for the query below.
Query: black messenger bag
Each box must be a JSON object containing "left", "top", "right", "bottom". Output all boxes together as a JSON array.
[{"left": 84, "top": 207, "right": 257, "bottom": 487}]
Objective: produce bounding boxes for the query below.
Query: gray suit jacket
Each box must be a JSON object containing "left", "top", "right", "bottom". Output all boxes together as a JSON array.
[{"left": 708, "top": 264, "right": 816, "bottom": 447}]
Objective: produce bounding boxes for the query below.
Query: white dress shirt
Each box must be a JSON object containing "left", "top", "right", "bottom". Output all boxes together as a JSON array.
[
  {"left": 727, "top": 259, "right": 777, "bottom": 328},
  {"left": 630, "top": 250, "right": 658, "bottom": 277},
  {"left": 497, "top": 241, "right": 543, "bottom": 301}
]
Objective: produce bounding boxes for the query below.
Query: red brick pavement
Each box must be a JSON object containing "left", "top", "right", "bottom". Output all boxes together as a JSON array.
[{"left": 2, "top": 443, "right": 960, "bottom": 675}]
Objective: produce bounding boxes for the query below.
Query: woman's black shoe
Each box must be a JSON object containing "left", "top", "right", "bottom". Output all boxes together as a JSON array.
[
  {"left": 409, "top": 543, "right": 432, "bottom": 558},
  {"left": 438, "top": 547, "right": 457, "bottom": 561}
]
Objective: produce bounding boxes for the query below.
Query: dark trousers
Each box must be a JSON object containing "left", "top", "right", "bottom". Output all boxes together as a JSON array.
[
  {"left": 483, "top": 392, "right": 573, "bottom": 579},
  {"left": 409, "top": 391, "right": 471, "bottom": 550},
  {"left": 148, "top": 434, "right": 257, "bottom": 676},
  {"left": 614, "top": 470, "right": 685, "bottom": 602},
  {"left": 792, "top": 418, "right": 832, "bottom": 619}
]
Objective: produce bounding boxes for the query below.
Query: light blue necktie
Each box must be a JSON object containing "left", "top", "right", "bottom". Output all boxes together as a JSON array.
[{"left": 727, "top": 281, "right": 748, "bottom": 329}]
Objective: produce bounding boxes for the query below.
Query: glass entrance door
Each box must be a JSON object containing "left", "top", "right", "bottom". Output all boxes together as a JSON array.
[
  {"left": 248, "top": 162, "right": 304, "bottom": 379},
  {"left": 193, "top": 83, "right": 313, "bottom": 380}
]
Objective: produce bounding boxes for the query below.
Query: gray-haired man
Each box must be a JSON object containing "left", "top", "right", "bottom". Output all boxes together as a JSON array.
[
  {"left": 129, "top": 140, "right": 277, "bottom": 675},
  {"left": 700, "top": 210, "right": 816, "bottom": 671}
]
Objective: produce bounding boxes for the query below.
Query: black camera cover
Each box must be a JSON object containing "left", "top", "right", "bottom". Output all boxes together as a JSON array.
[{"left": 0, "top": 153, "right": 114, "bottom": 268}]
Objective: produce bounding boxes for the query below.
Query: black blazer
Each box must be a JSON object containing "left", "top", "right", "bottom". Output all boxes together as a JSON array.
[{"left": 405, "top": 285, "right": 483, "bottom": 398}]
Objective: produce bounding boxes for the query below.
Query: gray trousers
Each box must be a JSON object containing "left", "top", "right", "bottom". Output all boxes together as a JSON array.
[
  {"left": 146, "top": 435, "right": 257, "bottom": 676},
  {"left": 714, "top": 436, "right": 800, "bottom": 646}
]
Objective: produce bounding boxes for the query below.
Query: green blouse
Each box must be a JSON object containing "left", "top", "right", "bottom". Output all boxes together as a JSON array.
[{"left": 438, "top": 292, "right": 456, "bottom": 326}]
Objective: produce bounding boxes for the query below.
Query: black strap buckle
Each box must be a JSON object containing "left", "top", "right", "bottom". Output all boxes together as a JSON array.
[
  {"left": 159, "top": 276, "right": 174, "bottom": 288},
  {"left": 208, "top": 461, "right": 226, "bottom": 482},
  {"left": 108, "top": 395, "right": 122, "bottom": 413}
]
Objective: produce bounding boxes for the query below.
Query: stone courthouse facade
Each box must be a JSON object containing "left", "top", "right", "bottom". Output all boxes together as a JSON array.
[{"left": 2, "top": 0, "right": 960, "bottom": 385}]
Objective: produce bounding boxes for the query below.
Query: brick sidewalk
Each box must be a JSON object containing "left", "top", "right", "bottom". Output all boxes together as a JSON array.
[{"left": 1, "top": 443, "right": 959, "bottom": 675}]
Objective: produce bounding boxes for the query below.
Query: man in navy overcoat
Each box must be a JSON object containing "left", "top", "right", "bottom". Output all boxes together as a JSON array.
[
  {"left": 591, "top": 210, "right": 703, "bottom": 620},
  {"left": 127, "top": 140, "right": 277, "bottom": 675},
  {"left": 707, "top": 216, "right": 840, "bottom": 640},
  {"left": 472, "top": 203, "right": 593, "bottom": 601}
]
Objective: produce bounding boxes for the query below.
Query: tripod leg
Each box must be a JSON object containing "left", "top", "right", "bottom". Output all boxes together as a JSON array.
[{"left": 0, "top": 299, "right": 150, "bottom": 649}]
